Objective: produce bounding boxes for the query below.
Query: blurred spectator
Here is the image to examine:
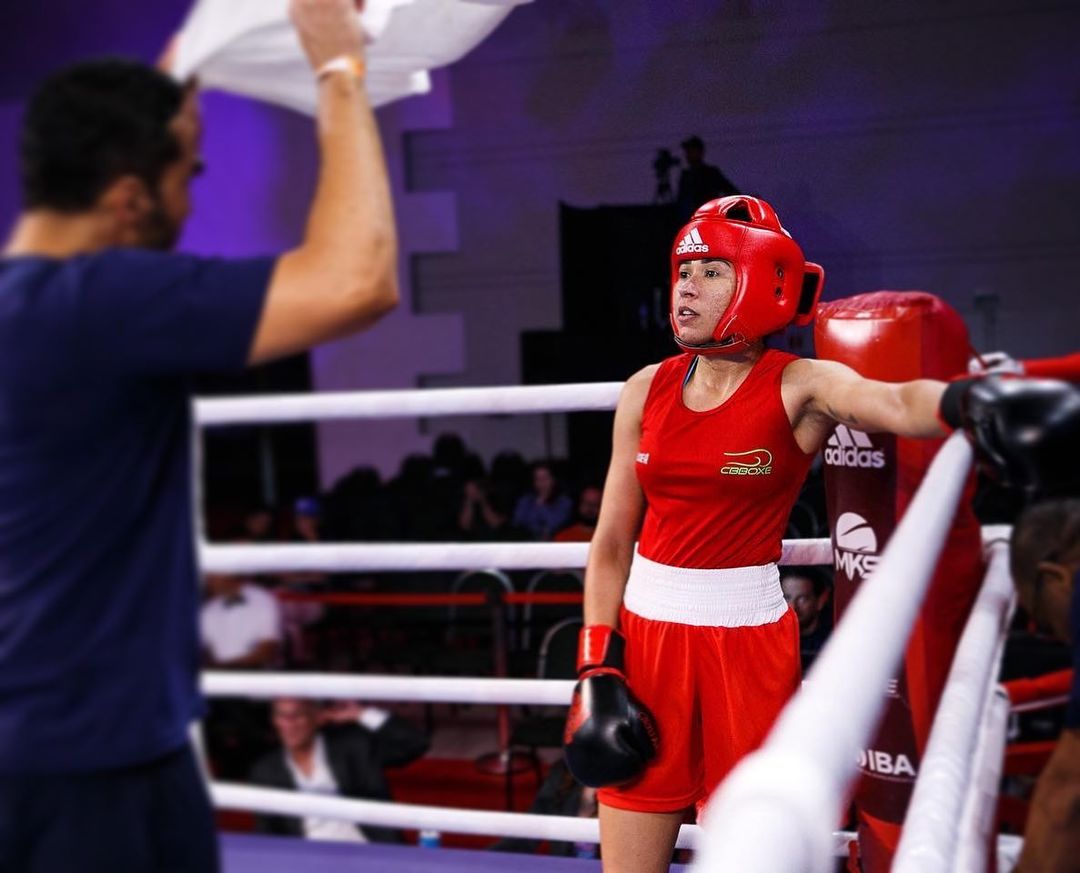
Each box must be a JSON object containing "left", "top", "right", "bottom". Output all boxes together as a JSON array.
[
  {"left": 513, "top": 461, "right": 573, "bottom": 541},
  {"left": 388, "top": 454, "right": 447, "bottom": 540},
  {"left": 554, "top": 485, "right": 603, "bottom": 542},
  {"left": 490, "top": 759, "right": 597, "bottom": 858},
  {"left": 322, "top": 466, "right": 395, "bottom": 541},
  {"left": 276, "top": 496, "right": 329, "bottom": 665},
  {"left": 675, "top": 134, "right": 739, "bottom": 221},
  {"left": 293, "top": 496, "right": 323, "bottom": 542},
  {"left": 780, "top": 566, "right": 832, "bottom": 673},
  {"left": 1008, "top": 499, "right": 1080, "bottom": 872},
  {"left": 243, "top": 502, "right": 276, "bottom": 542},
  {"left": 250, "top": 698, "right": 430, "bottom": 843},
  {"left": 201, "top": 572, "right": 282, "bottom": 670},
  {"left": 430, "top": 432, "right": 482, "bottom": 539},
  {"left": 200, "top": 571, "right": 282, "bottom": 778},
  {"left": 490, "top": 450, "right": 530, "bottom": 502},
  {"left": 432, "top": 432, "right": 476, "bottom": 482},
  {"left": 459, "top": 478, "right": 525, "bottom": 541}
]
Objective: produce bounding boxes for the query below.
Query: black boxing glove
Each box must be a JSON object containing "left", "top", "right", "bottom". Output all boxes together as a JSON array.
[
  {"left": 939, "top": 375, "right": 1080, "bottom": 497},
  {"left": 563, "top": 625, "right": 658, "bottom": 788}
]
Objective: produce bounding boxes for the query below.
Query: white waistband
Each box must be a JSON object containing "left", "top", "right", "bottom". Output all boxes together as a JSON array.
[{"left": 623, "top": 552, "right": 787, "bottom": 627}]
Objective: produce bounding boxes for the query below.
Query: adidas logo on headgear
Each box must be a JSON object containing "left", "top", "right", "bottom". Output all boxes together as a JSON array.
[
  {"left": 824, "top": 425, "right": 885, "bottom": 469},
  {"left": 675, "top": 228, "right": 709, "bottom": 255}
]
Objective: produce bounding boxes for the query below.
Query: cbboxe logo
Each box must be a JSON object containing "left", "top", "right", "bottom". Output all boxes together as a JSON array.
[
  {"left": 675, "top": 228, "right": 709, "bottom": 255},
  {"left": 834, "top": 511, "right": 879, "bottom": 580},
  {"left": 858, "top": 748, "right": 917, "bottom": 778},
  {"left": 824, "top": 425, "right": 885, "bottom": 469},
  {"left": 720, "top": 448, "right": 773, "bottom": 476}
]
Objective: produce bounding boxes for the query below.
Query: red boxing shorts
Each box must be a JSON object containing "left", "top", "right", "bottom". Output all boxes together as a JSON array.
[{"left": 597, "top": 553, "right": 801, "bottom": 814}]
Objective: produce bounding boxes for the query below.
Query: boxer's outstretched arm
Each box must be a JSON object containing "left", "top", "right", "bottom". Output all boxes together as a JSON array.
[
  {"left": 788, "top": 358, "right": 949, "bottom": 440},
  {"left": 583, "top": 366, "right": 654, "bottom": 628},
  {"left": 249, "top": 0, "right": 398, "bottom": 365}
]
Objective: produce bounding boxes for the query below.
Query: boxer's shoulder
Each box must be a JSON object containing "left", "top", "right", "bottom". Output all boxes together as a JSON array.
[
  {"left": 780, "top": 356, "right": 859, "bottom": 403},
  {"left": 622, "top": 363, "right": 662, "bottom": 404}
]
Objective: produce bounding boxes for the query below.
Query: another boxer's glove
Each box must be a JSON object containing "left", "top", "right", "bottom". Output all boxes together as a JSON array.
[
  {"left": 939, "top": 375, "right": 1080, "bottom": 497},
  {"left": 563, "top": 625, "right": 658, "bottom": 788}
]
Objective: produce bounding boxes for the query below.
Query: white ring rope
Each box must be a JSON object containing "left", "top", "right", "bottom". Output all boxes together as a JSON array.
[
  {"left": 199, "top": 538, "right": 833, "bottom": 573},
  {"left": 691, "top": 433, "right": 975, "bottom": 873},
  {"left": 1011, "top": 694, "right": 1071, "bottom": 714},
  {"left": 214, "top": 783, "right": 700, "bottom": 848},
  {"left": 195, "top": 383, "right": 625, "bottom": 426},
  {"left": 892, "top": 541, "right": 1016, "bottom": 873},
  {"left": 953, "top": 689, "right": 1012, "bottom": 873},
  {"left": 200, "top": 531, "right": 1007, "bottom": 574},
  {"left": 191, "top": 383, "right": 1011, "bottom": 868},
  {"left": 203, "top": 672, "right": 574, "bottom": 706},
  {"left": 212, "top": 781, "right": 867, "bottom": 855}
]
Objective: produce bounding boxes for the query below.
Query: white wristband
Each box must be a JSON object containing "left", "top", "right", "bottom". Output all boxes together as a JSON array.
[{"left": 316, "top": 55, "right": 365, "bottom": 82}]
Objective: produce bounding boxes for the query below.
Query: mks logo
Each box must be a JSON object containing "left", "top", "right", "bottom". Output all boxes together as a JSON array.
[
  {"left": 834, "top": 511, "right": 879, "bottom": 580},
  {"left": 824, "top": 425, "right": 885, "bottom": 469},
  {"left": 720, "top": 448, "right": 773, "bottom": 476}
]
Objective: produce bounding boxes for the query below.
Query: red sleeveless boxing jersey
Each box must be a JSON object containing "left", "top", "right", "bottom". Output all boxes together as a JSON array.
[{"left": 635, "top": 350, "right": 815, "bottom": 569}]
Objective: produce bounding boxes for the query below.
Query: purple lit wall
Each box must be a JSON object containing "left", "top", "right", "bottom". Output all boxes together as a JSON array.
[{"left": 3, "top": 1, "right": 1079, "bottom": 484}]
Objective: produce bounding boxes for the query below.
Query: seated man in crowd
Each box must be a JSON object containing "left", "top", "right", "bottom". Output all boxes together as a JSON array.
[
  {"left": 780, "top": 566, "right": 833, "bottom": 674},
  {"left": 1008, "top": 499, "right": 1080, "bottom": 872},
  {"left": 251, "top": 698, "right": 430, "bottom": 843}
]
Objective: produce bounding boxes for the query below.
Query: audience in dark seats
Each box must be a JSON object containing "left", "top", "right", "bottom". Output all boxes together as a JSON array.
[
  {"left": 490, "top": 759, "right": 598, "bottom": 858},
  {"left": 554, "top": 485, "right": 603, "bottom": 543},
  {"left": 513, "top": 460, "right": 573, "bottom": 541},
  {"left": 1008, "top": 499, "right": 1080, "bottom": 873},
  {"left": 780, "top": 566, "right": 833, "bottom": 674},
  {"left": 250, "top": 698, "right": 430, "bottom": 843}
]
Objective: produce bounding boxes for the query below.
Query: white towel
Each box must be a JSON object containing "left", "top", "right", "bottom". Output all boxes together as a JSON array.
[{"left": 173, "top": 0, "right": 531, "bottom": 115}]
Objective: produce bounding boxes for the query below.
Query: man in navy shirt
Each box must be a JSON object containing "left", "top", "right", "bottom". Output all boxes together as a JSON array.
[
  {"left": 1009, "top": 499, "right": 1080, "bottom": 872},
  {"left": 0, "top": 0, "right": 398, "bottom": 869}
]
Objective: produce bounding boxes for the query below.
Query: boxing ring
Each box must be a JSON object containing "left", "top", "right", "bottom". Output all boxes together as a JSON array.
[{"left": 194, "top": 382, "right": 1022, "bottom": 872}]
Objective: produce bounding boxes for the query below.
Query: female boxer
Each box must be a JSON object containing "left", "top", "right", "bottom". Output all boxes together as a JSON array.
[{"left": 563, "top": 195, "right": 1074, "bottom": 872}]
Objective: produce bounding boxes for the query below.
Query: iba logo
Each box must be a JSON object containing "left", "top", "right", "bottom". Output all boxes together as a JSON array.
[
  {"left": 858, "top": 748, "right": 916, "bottom": 778},
  {"left": 720, "top": 449, "right": 773, "bottom": 476},
  {"left": 834, "top": 511, "right": 879, "bottom": 580},
  {"left": 824, "top": 425, "right": 885, "bottom": 469}
]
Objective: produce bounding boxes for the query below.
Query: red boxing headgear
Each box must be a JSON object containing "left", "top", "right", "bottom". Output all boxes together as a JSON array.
[{"left": 670, "top": 195, "right": 825, "bottom": 354}]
